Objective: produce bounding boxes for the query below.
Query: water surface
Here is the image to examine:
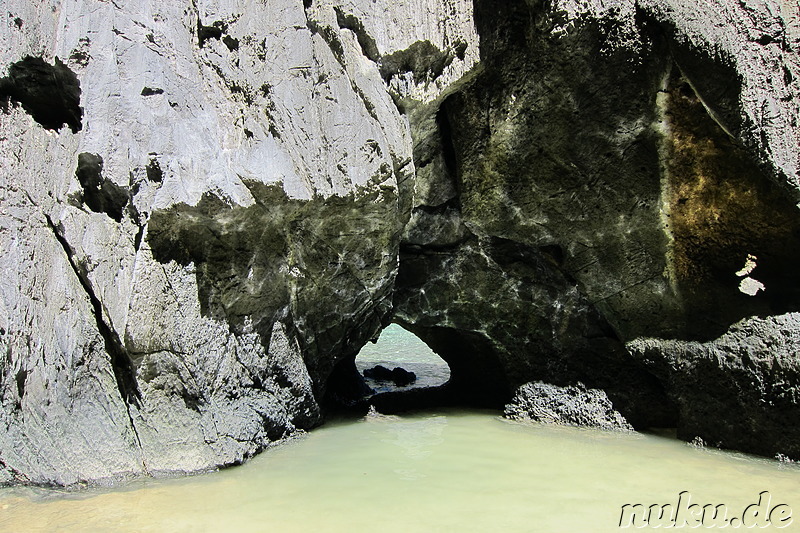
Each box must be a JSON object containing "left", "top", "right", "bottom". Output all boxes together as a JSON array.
[
  {"left": 1, "top": 327, "right": 798, "bottom": 532},
  {"left": 1, "top": 412, "right": 799, "bottom": 532}
]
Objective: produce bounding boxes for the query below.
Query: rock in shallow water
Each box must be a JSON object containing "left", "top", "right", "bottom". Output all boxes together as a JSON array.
[
  {"left": 628, "top": 313, "right": 800, "bottom": 459},
  {"left": 363, "top": 365, "right": 417, "bottom": 387},
  {"left": 504, "top": 382, "right": 633, "bottom": 431}
]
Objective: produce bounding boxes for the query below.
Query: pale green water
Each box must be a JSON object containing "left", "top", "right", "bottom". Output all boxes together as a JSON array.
[
  {"left": 1, "top": 326, "right": 799, "bottom": 532},
  {"left": 1, "top": 413, "right": 799, "bottom": 532}
]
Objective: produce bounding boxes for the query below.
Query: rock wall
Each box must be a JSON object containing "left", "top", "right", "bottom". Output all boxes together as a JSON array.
[
  {"left": 394, "top": 0, "right": 800, "bottom": 451},
  {"left": 0, "top": 0, "right": 798, "bottom": 485},
  {"left": 0, "top": 0, "right": 476, "bottom": 485}
]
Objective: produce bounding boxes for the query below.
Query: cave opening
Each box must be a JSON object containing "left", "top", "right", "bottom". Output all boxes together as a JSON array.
[
  {"left": 324, "top": 323, "right": 455, "bottom": 414},
  {"left": 356, "top": 323, "right": 451, "bottom": 394}
]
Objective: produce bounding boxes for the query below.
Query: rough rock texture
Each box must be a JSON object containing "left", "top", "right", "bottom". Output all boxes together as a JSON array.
[
  {"left": 395, "top": 0, "right": 800, "bottom": 455},
  {"left": 628, "top": 313, "right": 800, "bottom": 457},
  {"left": 1, "top": 0, "right": 799, "bottom": 485},
  {"left": 504, "top": 381, "right": 633, "bottom": 431},
  {"left": 0, "top": 0, "right": 475, "bottom": 485}
]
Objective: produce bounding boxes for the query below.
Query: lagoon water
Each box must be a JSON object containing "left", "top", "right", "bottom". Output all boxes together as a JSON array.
[{"left": 1, "top": 326, "right": 799, "bottom": 532}]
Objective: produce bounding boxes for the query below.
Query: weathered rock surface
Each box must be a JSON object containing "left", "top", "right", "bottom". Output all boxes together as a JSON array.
[
  {"left": 0, "top": 0, "right": 799, "bottom": 485},
  {"left": 504, "top": 381, "right": 633, "bottom": 431},
  {"left": 0, "top": 0, "right": 476, "bottom": 485},
  {"left": 395, "top": 0, "right": 800, "bottom": 455},
  {"left": 628, "top": 313, "right": 800, "bottom": 457}
]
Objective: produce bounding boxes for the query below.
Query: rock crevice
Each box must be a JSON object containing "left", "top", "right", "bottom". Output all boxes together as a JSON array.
[{"left": 44, "top": 215, "right": 142, "bottom": 409}]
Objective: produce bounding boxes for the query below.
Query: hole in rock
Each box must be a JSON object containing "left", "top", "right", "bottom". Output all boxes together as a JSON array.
[
  {"left": 325, "top": 324, "right": 453, "bottom": 414},
  {"left": 0, "top": 56, "right": 82, "bottom": 132},
  {"left": 356, "top": 324, "right": 450, "bottom": 394}
]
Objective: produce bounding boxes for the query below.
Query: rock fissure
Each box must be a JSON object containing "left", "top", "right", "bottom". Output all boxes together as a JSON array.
[
  {"left": 44, "top": 215, "right": 142, "bottom": 409},
  {"left": 0, "top": 457, "right": 26, "bottom": 484}
]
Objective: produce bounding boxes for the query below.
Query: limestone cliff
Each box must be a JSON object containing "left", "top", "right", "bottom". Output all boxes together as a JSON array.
[
  {"left": 0, "top": 0, "right": 798, "bottom": 485},
  {"left": 394, "top": 0, "right": 800, "bottom": 451}
]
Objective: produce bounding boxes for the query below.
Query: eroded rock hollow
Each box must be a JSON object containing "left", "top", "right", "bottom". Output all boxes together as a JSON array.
[{"left": 1, "top": 0, "right": 798, "bottom": 485}]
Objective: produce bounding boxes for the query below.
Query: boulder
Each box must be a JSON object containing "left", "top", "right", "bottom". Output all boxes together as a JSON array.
[
  {"left": 363, "top": 365, "right": 417, "bottom": 387},
  {"left": 504, "top": 382, "right": 633, "bottom": 431}
]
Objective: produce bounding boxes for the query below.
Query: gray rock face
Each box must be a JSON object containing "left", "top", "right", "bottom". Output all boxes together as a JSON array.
[
  {"left": 0, "top": 0, "right": 476, "bottom": 486},
  {"left": 628, "top": 313, "right": 800, "bottom": 458},
  {"left": 395, "top": 0, "right": 800, "bottom": 456},
  {"left": 0, "top": 0, "right": 799, "bottom": 485},
  {"left": 504, "top": 381, "right": 633, "bottom": 431}
]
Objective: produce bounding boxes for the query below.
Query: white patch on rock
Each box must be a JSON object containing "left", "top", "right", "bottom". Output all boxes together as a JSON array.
[
  {"left": 735, "top": 253, "right": 758, "bottom": 276},
  {"left": 739, "top": 276, "right": 766, "bottom": 296},
  {"left": 735, "top": 254, "right": 765, "bottom": 295}
]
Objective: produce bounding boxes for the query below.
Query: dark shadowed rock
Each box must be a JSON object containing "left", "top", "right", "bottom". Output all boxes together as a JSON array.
[
  {"left": 73, "top": 153, "right": 131, "bottom": 222},
  {"left": 504, "top": 381, "right": 634, "bottom": 431},
  {"left": 394, "top": 0, "right": 800, "bottom": 451},
  {"left": 363, "top": 365, "right": 417, "bottom": 387},
  {"left": 0, "top": 56, "right": 82, "bottom": 132},
  {"left": 628, "top": 314, "right": 800, "bottom": 459}
]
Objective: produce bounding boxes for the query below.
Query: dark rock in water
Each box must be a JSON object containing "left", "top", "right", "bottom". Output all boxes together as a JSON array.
[
  {"left": 390, "top": 367, "right": 416, "bottom": 387},
  {"left": 628, "top": 314, "right": 800, "bottom": 460},
  {"left": 504, "top": 382, "right": 633, "bottom": 431},
  {"left": 362, "top": 364, "right": 392, "bottom": 381},
  {"left": 363, "top": 365, "right": 417, "bottom": 387}
]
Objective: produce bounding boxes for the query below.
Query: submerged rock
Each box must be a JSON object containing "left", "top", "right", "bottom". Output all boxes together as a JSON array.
[{"left": 504, "top": 382, "right": 633, "bottom": 431}]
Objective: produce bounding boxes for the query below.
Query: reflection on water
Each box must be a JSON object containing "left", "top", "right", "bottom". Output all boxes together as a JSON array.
[
  {"left": 356, "top": 324, "right": 450, "bottom": 393},
  {"left": 1, "top": 410, "right": 798, "bottom": 533}
]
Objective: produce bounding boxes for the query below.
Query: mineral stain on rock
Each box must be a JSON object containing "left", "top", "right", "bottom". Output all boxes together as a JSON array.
[
  {"left": 0, "top": 56, "right": 82, "bottom": 132},
  {"left": 659, "top": 65, "right": 800, "bottom": 330}
]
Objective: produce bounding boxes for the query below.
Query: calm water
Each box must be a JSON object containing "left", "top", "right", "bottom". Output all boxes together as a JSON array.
[{"left": 1, "top": 326, "right": 799, "bottom": 532}]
